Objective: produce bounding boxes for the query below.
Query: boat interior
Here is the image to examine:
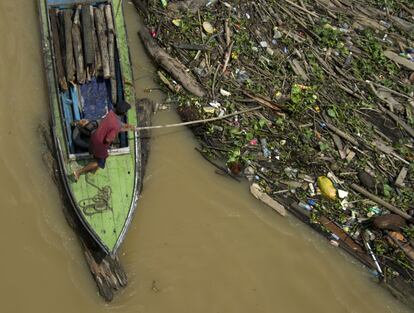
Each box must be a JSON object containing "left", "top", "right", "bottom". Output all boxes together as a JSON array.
[{"left": 47, "top": 0, "right": 130, "bottom": 159}]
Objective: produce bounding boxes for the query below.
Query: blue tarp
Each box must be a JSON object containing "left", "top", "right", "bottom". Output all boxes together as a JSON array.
[{"left": 80, "top": 77, "right": 112, "bottom": 121}]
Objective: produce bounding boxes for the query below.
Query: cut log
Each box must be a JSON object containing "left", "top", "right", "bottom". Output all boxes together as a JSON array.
[
  {"left": 105, "top": 4, "right": 117, "bottom": 104},
  {"left": 81, "top": 5, "right": 94, "bottom": 67},
  {"left": 94, "top": 6, "right": 111, "bottom": 79},
  {"left": 64, "top": 9, "right": 76, "bottom": 82},
  {"left": 139, "top": 28, "right": 207, "bottom": 97},
  {"left": 90, "top": 6, "right": 101, "bottom": 75},
  {"left": 57, "top": 11, "right": 67, "bottom": 70},
  {"left": 49, "top": 9, "right": 68, "bottom": 91},
  {"left": 72, "top": 6, "right": 86, "bottom": 84}
]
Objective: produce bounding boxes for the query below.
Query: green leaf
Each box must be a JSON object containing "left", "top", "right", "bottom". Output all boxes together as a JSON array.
[
  {"left": 319, "top": 142, "right": 329, "bottom": 151},
  {"left": 245, "top": 132, "right": 254, "bottom": 141},
  {"left": 259, "top": 119, "right": 267, "bottom": 128},
  {"left": 327, "top": 108, "right": 337, "bottom": 118},
  {"left": 383, "top": 184, "right": 393, "bottom": 198}
]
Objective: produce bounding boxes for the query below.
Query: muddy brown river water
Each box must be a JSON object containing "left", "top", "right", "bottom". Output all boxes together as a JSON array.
[{"left": 0, "top": 1, "right": 412, "bottom": 312}]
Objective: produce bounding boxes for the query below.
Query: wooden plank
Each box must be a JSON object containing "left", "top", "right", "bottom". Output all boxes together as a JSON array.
[{"left": 384, "top": 51, "right": 414, "bottom": 71}]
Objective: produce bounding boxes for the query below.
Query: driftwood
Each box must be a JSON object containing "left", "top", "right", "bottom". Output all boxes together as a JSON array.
[
  {"left": 350, "top": 184, "right": 412, "bottom": 221},
  {"left": 64, "top": 10, "right": 76, "bottom": 82},
  {"left": 250, "top": 183, "right": 287, "bottom": 216},
  {"left": 379, "top": 104, "right": 414, "bottom": 139},
  {"left": 167, "top": 0, "right": 217, "bottom": 13},
  {"left": 105, "top": 4, "right": 117, "bottom": 104},
  {"left": 94, "top": 5, "right": 111, "bottom": 79},
  {"left": 136, "top": 99, "right": 154, "bottom": 178},
  {"left": 49, "top": 9, "right": 68, "bottom": 91},
  {"left": 173, "top": 43, "right": 212, "bottom": 51},
  {"left": 72, "top": 7, "right": 86, "bottom": 84},
  {"left": 139, "top": 28, "right": 207, "bottom": 97},
  {"left": 81, "top": 5, "right": 95, "bottom": 68},
  {"left": 131, "top": 0, "right": 149, "bottom": 16},
  {"left": 384, "top": 51, "right": 414, "bottom": 71},
  {"left": 324, "top": 121, "right": 360, "bottom": 147}
]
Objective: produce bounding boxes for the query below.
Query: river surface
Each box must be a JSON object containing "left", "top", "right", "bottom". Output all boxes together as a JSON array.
[{"left": 0, "top": 1, "right": 412, "bottom": 312}]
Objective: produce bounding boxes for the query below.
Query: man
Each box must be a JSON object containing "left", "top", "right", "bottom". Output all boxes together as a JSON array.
[{"left": 73, "top": 100, "right": 135, "bottom": 181}]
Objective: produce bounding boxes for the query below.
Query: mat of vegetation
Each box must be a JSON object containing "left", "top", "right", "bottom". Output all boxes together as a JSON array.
[{"left": 133, "top": 0, "right": 414, "bottom": 305}]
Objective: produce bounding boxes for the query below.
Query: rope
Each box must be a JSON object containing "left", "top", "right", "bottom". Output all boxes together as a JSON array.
[
  {"left": 134, "top": 106, "right": 263, "bottom": 131},
  {"left": 79, "top": 175, "right": 113, "bottom": 217}
]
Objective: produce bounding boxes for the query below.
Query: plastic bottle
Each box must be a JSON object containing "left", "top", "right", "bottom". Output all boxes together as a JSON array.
[
  {"left": 298, "top": 202, "right": 312, "bottom": 211},
  {"left": 260, "top": 138, "right": 271, "bottom": 159}
]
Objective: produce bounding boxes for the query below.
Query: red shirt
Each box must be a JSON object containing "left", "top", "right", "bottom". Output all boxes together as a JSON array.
[{"left": 89, "top": 111, "right": 122, "bottom": 159}]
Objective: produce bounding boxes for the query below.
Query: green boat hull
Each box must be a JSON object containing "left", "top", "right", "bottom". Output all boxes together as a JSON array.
[{"left": 39, "top": 0, "right": 141, "bottom": 255}]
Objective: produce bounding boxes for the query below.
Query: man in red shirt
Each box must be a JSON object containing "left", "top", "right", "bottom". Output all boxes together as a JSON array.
[{"left": 73, "top": 100, "right": 135, "bottom": 181}]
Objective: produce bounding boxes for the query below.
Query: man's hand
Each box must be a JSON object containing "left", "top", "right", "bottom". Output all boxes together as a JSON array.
[{"left": 121, "top": 124, "right": 136, "bottom": 132}]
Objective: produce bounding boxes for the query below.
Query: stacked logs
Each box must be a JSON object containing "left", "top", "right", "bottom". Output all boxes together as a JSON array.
[{"left": 49, "top": 4, "right": 117, "bottom": 103}]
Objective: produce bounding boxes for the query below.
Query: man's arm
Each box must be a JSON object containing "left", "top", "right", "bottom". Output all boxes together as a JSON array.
[{"left": 120, "top": 123, "right": 135, "bottom": 132}]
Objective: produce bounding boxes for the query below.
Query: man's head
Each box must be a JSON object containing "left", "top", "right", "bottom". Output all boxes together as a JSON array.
[{"left": 115, "top": 100, "right": 131, "bottom": 116}]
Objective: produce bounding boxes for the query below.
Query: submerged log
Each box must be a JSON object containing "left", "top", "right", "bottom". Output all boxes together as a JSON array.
[
  {"left": 38, "top": 98, "right": 153, "bottom": 301},
  {"left": 49, "top": 9, "right": 68, "bottom": 91},
  {"left": 64, "top": 10, "right": 76, "bottom": 82},
  {"left": 131, "top": 0, "right": 149, "bottom": 16},
  {"left": 139, "top": 28, "right": 207, "bottom": 97},
  {"left": 38, "top": 125, "right": 127, "bottom": 302},
  {"left": 105, "top": 4, "right": 117, "bottom": 103},
  {"left": 94, "top": 6, "right": 111, "bottom": 79},
  {"left": 72, "top": 6, "right": 86, "bottom": 84},
  {"left": 136, "top": 98, "right": 154, "bottom": 179},
  {"left": 81, "top": 5, "right": 95, "bottom": 67}
]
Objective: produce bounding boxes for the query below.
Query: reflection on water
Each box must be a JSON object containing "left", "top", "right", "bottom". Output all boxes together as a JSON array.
[{"left": 0, "top": 1, "right": 410, "bottom": 312}]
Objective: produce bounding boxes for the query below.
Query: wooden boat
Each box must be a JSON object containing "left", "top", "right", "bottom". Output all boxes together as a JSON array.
[{"left": 39, "top": 0, "right": 142, "bottom": 255}]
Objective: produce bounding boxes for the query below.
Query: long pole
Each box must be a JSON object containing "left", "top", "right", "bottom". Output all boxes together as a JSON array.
[{"left": 134, "top": 106, "right": 263, "bottom": 131}]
